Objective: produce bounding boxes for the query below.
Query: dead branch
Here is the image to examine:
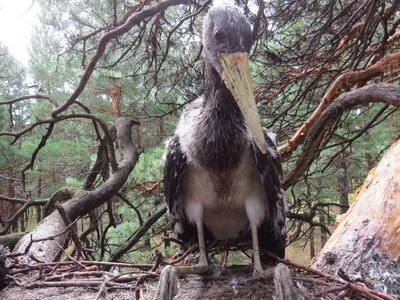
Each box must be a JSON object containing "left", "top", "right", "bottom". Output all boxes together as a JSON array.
[
  {"left": 54, "top": 203, "right": 89, "bottom": 261},
  {"left": 51, "top": 0, "right": 187, "bottom": 118},
  {"left": 283, "top": 83, "right": 400, "bottom": 189},
  {"left": 11, "top": 117, "right": 140, "bottom": 264},
  {"left": 278, "top": 51, "right": 400, "bottom": 159},
  {"left": 105, "top": 205, "right": 167, "bottom": 268}
]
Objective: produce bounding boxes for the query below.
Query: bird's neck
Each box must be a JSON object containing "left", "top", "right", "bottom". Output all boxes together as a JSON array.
[
  {"left": 203, "top": 64, "right": 239, "bottom": 113},
  {"left": 194, "top": 65, "right": 249, "bottom": 171}
]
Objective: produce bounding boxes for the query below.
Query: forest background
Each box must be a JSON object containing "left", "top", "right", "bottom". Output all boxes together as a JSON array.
[{"left": 1, "top": 0, "right": 400, "bottom": 271}]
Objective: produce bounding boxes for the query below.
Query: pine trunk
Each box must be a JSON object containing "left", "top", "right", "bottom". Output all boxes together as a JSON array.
[{"left": 312, "top": 140, "right": 400, "bottom": 295}]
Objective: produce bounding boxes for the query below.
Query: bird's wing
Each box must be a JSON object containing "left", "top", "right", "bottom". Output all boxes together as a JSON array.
[
  {"left": 252, "top": 130, "right": 286, "bottom": 258},
  {"left": 163, "top": 135, "right": 188, "bottom": 235}
]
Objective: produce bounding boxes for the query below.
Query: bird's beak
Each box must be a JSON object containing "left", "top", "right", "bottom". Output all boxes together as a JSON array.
[{"left": 218, "top": 52, "right": 266, "bottom": 154}]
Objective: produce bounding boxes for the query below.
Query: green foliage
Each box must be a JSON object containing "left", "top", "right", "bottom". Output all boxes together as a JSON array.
[
  {"left": 1, "top": 0, "right": 400, "bottom": 264},
  {"left": 65, "top": 177, "right": 83, "bottom": 189},
  {"left": 132, "top": 147, "right": 165, "bottom": 180}
]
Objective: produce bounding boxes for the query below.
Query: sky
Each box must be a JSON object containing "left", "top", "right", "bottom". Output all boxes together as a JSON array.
[{"left": 0, "top": 0, "right": 39, "bottom": 65}]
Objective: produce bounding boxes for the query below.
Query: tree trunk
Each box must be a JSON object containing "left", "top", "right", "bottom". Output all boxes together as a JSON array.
[
  {"left": 309, "top": 227, "right": 315, "bottom": 259},
  {"left": 36, "top": 176, "right": 42, "bottom": 223},
  {"left": 337, "top": 155, "right": 349, "bottom": 214},
  {"left": 0, "top": 232, "right": 28, "bottom": 249},
  {"left": 363, "top": 120, "right": 375, "bottom": 170},
  {"left": 12, "top": 118, "right": 140, "bottom": 264},
  {"left": 312, "top": 140, "right": 400, "bottom": 295},
  {"left": 318, "top": 209, "right": 327, "bottom": 248}
]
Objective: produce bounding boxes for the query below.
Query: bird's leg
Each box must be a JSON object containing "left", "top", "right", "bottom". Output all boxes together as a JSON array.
[
  {"left": 174, "top": 219, "right": 208, "bottom": 275},
  {"left": 250, "top": 222, "right": 264, "bottom": 277},
  {"left": 250, "top": 223, "right": 275, "bottom": 279}
]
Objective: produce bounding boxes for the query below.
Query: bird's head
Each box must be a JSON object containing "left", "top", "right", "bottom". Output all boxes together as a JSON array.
[{"left": 203, "top": 3, "right": 267, "bottom": 153}]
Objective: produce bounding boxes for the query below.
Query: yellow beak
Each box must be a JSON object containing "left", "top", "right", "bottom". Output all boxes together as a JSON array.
[{"left": 218, "top": 52, "right": 266, "bottom": 154}]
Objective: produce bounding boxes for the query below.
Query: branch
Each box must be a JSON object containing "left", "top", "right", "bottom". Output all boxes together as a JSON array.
[
  {"left": 106, "top": 205, "right": 167, "bottom": 268},
  {"left": 51, "top": 0, "right": 186, "bottom": 117},
  {"left": 12, "top": 117, "right": 140, "bottom": 263},
  {"left": 0, "top": 94, "right": 51, "bottom": 105},
  {"left": 283, "top": 83, "right": 400, "bottom": 189},
  {"left": 0, "top": 195, "right": 47, "bottom": 205},
  {"left": 278, "top": 51, "right": 400, "bottom": 159}
]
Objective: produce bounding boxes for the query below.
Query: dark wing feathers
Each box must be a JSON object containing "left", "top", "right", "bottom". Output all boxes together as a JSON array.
[
  {"left": 164, "top": 135, "right": 187, "bottom": 227},
  {"left": 253, "top": 130, "right": 286, "bottom": 260}
]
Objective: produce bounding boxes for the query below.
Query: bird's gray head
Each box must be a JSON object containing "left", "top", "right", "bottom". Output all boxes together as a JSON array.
[
  {"left": 202, "top": 3, "right": 267, "bottom": 154},
  {"left": 203, "top": 4, "right": 252, "bottom": 76}
]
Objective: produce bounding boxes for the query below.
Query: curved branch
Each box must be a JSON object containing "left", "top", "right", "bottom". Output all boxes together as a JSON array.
[
  {"left": 1, "top": 113, "right": 118, "bottom": 172},
  {"left": 105, "top": 205, "right": 167, "bottom": 268},
  {"left": 0, "top": 195, "right": 47, "bottom": 205},
  {"left": 283, "top": 83, "right": 400, "bottom": 189},
  {"left": 51, "top": 0, "right": 186, "bottom": 117},
  {"left": 12, "top": 117, "right": 140, "bottom": 263},
  {"left": 278, "top": 51, "right": 400, "bottom": 159},
  {"left": 0, "top": 94, "right": 51, "bottom": 105}
]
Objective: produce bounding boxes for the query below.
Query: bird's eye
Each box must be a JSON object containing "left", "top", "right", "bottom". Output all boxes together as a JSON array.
[{"left": 214, "top": 29, "right": 226, "bottom": 43}]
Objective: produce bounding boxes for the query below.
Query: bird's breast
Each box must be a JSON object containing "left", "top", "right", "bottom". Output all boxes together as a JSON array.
[{"left": 181, "top": 150, "right": 267, "bottom": 240}]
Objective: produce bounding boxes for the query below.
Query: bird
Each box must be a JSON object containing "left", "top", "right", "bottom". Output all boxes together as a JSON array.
[{"left": 163, "top": 2, "right": 286, "bottom": 277}]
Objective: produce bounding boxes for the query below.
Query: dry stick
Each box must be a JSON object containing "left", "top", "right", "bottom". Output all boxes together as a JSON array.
[
  {"left": 283, "top": 83, "right": 400, "bottom": 189},
  {"left": 94, "top": 280, "right": 108, "bottom": 300},
  {"left": 109, "top": 270, "right": 157, "bottom": 282},
  {"left": 313, "top": 283, "right": 350, "bottom": 297},
  {"left": 266, "top": 251, "right": 397, "bottom": 300},
  {"left": 52, "top": 239, "right": 86, "bottom": 269},
  {"left": 166, "top": 244, "right": 198, "bottom": 266},
  {"left": 107, "top": 205, "right": 167, "bottom": 267},
  {"left": 23, "top": 279, "right": 132, "bottom": 289},
  {"left": 0, "top": 94, "right": 51, "bottom": 105},
  {"left": 140, "top": 179, "right": 163, "bottom": 192},
  {"left": 14, "top": 260, "right": 153, "bottom": 270},
  {"left": 0, "top": 199, "right": 42, "bottom": 235},
  {"left": 43, "top": 271, "right": 114, "bottom": 282},
  {"left": 117, "top": 193, "right": 144, "bottom": 226},
  {"left": 8, "top": 261, "right": 155, "bottom": 276},
  {"left": 161, "top": 236, "right": 184, "bottom": 247},
  {"left": 151, "top": 250, "right": 164, "bottom": 272},
  {"left": 55, "top": 203, "right": 89, "bottom": 261}
]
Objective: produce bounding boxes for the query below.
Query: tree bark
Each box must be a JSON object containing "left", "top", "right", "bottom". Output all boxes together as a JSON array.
[
  {"left": 0, "top": 232, "right": 28, "bottom": 249},
  {"left": 12, "top": 117, "right": 140, "bottom": 264},
  {"left": 312, "top": 140, "right": 400, "bottom": 295}
]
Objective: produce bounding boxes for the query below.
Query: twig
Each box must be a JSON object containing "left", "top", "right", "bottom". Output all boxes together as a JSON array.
[
  {"left": 314, "top": 283, "right": 350, "bottom": 297},
  {"left": 161, "top": 236, "right": 184, "bottom": 247},
  {"left": 94, "top": 280, "right": 108, "bottom": 300},
  {"left": 151, "top": 250, "right": 164, "bottom": 272},
  {"left": 55, "top": 203, "right": 89, "bottom": 261},
  {"left": 166, "top": 244, "right": 198, "bottom": 266},
  {"left": 23, "top": 279, "right": 132, "bottom": 289}
]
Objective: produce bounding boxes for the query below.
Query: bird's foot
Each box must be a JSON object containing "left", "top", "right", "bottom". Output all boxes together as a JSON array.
[{"left": 152, "top": 265, "right": 179, "bottom": 300}]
